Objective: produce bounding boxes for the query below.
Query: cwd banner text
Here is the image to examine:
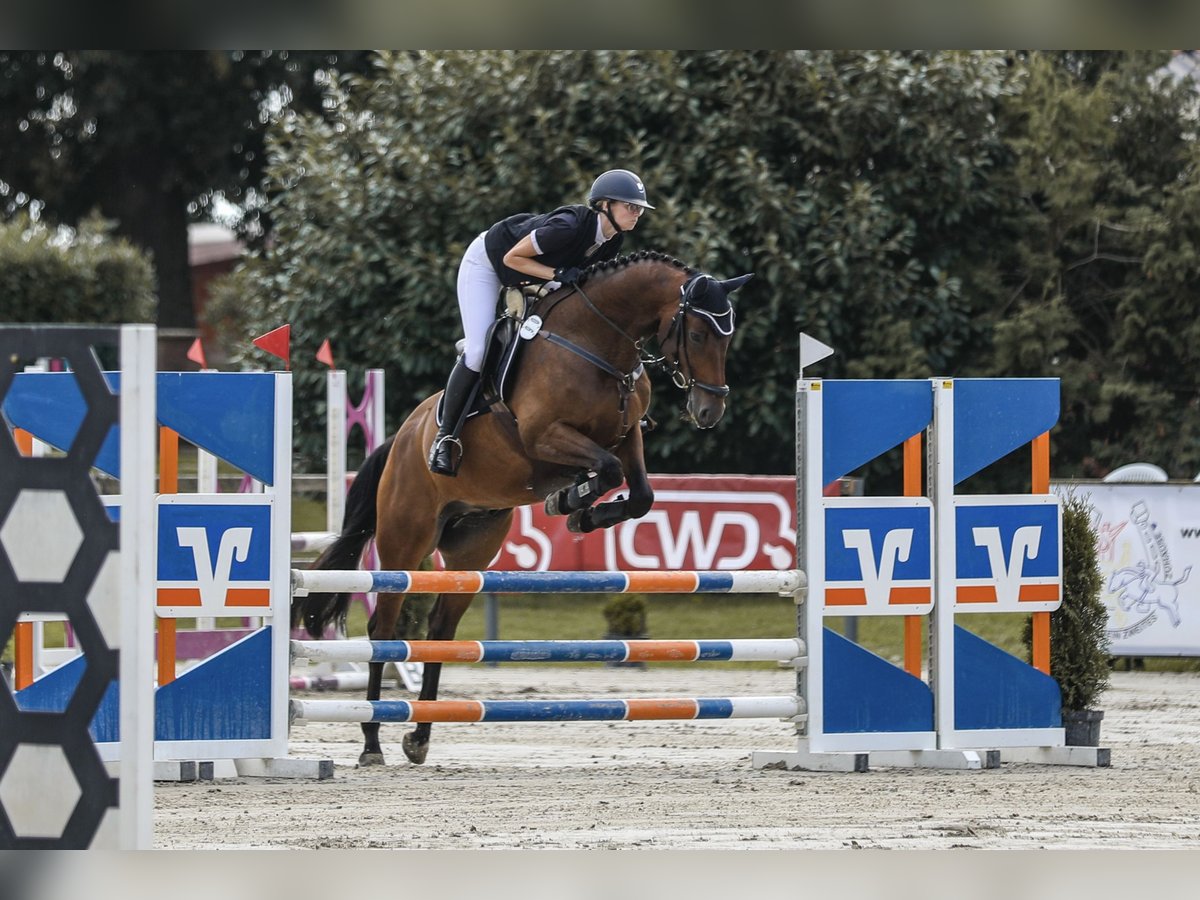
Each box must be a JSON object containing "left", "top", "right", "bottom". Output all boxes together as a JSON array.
[{"left": 491, "top": 475, "right": 797, "bottom": 574}]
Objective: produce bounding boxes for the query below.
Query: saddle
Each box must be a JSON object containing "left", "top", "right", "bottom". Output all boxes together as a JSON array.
[{"left": 435, "top": 285, "right": 544, "bottom": 428}]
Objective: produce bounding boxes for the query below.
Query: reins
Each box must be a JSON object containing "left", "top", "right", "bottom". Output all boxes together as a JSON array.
[{"left": 537, "top": 282, "right": 645, "bottom": 433}]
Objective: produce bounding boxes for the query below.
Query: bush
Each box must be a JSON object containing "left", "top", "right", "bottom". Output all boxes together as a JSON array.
[
  {"left": 0, "top": 213, "right": 155, "bottom": 324},
  {"left": 602, "top": 595, "right": 647, "bottom": 637},
  {"left": 1024, "top": 490, "right": 1110, "bottom": 711},
  {"left": 210, "top": 50, "right": 1020, "bottom": 473}
]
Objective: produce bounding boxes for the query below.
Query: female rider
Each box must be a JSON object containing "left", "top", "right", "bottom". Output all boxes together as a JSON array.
[{"left": 428, "top": 168, "right": 654, "bottom": 475}]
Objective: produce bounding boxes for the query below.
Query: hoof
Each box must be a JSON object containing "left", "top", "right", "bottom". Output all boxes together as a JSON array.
[
  {"left": 402, "top": 732, "right": 429, "bottom": 765},
  {"left": 566, "top": 509, "right": 590, "bottom": 533},
  {"left": 358, "top": 751, "right": 386, "bottom": 767},
  {"left": 544, "top": 490, "right": 566, "bottom": 516}
]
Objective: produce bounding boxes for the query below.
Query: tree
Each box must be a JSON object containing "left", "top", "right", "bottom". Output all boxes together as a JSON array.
[
  {"left": 208, "top": 50, "right": 1200, "bottom": 483},
  {"left": 0, "top": 51, "right": 372, "bottom": 357},
  {"left": 987, "top": 51, "right": 1200, "bottom": 480},
  {"left": 212, "top": 50, "right": 1022, "bottom": 475}
]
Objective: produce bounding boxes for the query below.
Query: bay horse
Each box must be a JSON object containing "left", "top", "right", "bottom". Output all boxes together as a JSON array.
[{"left": 293, "top": 250, "right": 752, "bottom": 765}]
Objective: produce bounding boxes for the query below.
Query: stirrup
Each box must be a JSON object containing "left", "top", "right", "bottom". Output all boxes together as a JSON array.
[{"left": 427, "top": 434, "right": 464, "bottom": 476}]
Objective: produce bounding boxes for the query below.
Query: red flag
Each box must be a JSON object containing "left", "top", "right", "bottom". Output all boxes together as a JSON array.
[
  {"left": 186, "top": 337, "right": 207, "bottom": 369},
  {"left": 315, "top": 338, "right": 335, "bottom": 369},
  {"left": 252, "top": 324, "right": 291, "bottom": 369}
]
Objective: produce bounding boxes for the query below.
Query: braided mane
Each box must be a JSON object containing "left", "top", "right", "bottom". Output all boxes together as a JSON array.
[{"left": 578, "top": 249, "right": 695, "bottom": 285}]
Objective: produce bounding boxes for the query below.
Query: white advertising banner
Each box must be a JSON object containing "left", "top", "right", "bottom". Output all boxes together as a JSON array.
[{"left": 1059, "top": 483, "right": 1200, "bottom": 656}]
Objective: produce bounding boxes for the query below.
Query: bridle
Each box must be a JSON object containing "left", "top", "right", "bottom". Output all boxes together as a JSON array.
[
  {"left": 648, "top": 275, "right": 733, "bottom": 398},
  {"left": 535, "top": 272, "right": 733, "bottom": 430}
]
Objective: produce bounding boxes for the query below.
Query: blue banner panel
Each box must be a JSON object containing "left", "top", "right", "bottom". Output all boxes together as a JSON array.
[
  {"left": 955, "top": 498, "right": 1062, "bottom": 611},
  {"left": 956, "top": 503, "right": 1060, "bottom": 580},
  {"left": 3, "top": 371, "right": 279, "bottom": 481},
  {"left": 157, "top": 373, "right": 277, "bottom": 484},
  {"left": 157, "top": 503, "right": 273, "bottom": 581},
  {"left": 824, "top": 500, "right": 934, "bottom": 613},
  {"left": 954, "top": 378, "right": 1059, "bottom": 484},
  {"left": 826, "top": 505, "right": 933, "bottom": 581},
  {"left": 155, "top": 628, "right": 273, "bottom": 741},
  {"left": 156, "top": 499, "right": 273, "bottom": 616},
  {"left": 16, "top": 628, "right": 273, "bottom": 742},
  {"left": 3, "top": 372, "right": 121, "bottom": 477},
  {"left": 822, "top": 380, "right": 931, "bottom": 483},
  {"left": 824, "top": 629, "right": 934, "bottom": 734},
  {"left": 954, "top": 626, "right": 1062, "bottom": 730}
]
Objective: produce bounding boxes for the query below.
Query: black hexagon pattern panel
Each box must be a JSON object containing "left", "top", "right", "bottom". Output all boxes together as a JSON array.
[{"left": 0, "top": 327, "right": 122, "bottom": 848}]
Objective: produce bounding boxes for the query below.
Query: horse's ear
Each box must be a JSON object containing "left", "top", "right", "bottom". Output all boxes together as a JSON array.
[{"left": 720, "top": 273, "right": 753, "bottom": 294}]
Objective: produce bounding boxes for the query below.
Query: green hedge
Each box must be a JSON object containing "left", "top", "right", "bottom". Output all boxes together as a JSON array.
[
  {"left": 1024, "top": 491, "right": 1110, "bottom": 711},
  {"left": 210, "top": 50, "right": 1020, "bottom": 474},
  {"left": 0, "top": 214, "right": 155, "bottom": 324},
  {"left": 213, "top": 51, "right": 1200, "bottom": 487}
]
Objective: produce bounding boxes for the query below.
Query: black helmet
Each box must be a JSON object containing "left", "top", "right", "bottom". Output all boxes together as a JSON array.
[{"left": 588, "top": 169, "right": 655, "bottom": 210}]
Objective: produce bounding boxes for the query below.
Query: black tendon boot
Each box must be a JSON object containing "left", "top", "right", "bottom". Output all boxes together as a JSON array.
[{"left": 427, "top": 358, "right": 480, "bottom": 476}]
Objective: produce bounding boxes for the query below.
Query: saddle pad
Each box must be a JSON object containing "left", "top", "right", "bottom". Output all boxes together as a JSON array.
[{"left": 435, "top": 318, "right": 526, "bottom": 427}]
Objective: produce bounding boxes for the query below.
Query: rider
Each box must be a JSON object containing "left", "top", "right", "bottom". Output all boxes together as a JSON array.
[{"left": 428, "top": 168, "right": 654, "bottom": 476}]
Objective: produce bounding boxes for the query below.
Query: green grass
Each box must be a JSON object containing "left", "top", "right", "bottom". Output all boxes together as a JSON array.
[
  {"left": 338, "top": 591, "right": 1030, "bottom": 669},
  {"left": 328, "top": 589, "right": 1200, "bottom": 673}
]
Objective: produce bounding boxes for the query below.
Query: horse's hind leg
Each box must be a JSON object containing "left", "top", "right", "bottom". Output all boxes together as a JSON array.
[
  {"left": 399, "top": 595, "right": 471, "bottom": 765},
  {"left": 358, "top": 430, "right": 441, "bottom": 766},
  {"left": 402, "top": 508, "right": 514, "bottom": 765}
]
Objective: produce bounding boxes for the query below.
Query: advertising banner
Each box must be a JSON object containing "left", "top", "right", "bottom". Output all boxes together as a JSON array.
[
  {"left": 156, "top": 494, "right": 274, "bottom": 616},
  {"left": 490, "top": 475, "right": 796, "bottom": 573},
  {"left": 1060, "top": 483, "right": 1200, "bottom": 656},
  {"left": 953, "top": 496, "right": 1062, "bottom": 613},
  {"left": 822, "top": 497, "right": 934, "bottom": 615}
]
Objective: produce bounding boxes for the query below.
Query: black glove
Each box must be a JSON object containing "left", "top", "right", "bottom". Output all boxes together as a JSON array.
[{"left": 554, "top": 266, "right": 581, "bottom": 285}]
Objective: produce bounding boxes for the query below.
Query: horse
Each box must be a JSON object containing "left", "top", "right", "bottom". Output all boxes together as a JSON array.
[
  {"left": 1107, "top": 562, "right": 1189, "bottom": 627},
  {"left": 292, "top": 250, "right": 752, "bottom": 765}
]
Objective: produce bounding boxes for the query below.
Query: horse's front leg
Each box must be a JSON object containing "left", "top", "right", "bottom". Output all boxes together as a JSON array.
[
  {"left": 566, "top": 425, "right": 654, "bottom": 534},
  {"left": 360, "top": 593, "right": 405, "bottom": 766},
  {"left": 532, "top": 421, "right": 627, "bottom": 517}
]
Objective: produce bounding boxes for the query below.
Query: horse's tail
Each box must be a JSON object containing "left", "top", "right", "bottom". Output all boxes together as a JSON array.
[{"left": 291, "top": 436, "right": 395, "bottom": 639}]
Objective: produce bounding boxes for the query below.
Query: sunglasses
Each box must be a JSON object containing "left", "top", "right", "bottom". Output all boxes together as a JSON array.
[{"left": 619, "top": 201, "right": 645, "bottom": 217}]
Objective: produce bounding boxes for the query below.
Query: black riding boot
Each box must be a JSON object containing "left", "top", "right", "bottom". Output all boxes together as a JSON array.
[{"left": 427, "top": 358, "right": 480, "bottom": 476}]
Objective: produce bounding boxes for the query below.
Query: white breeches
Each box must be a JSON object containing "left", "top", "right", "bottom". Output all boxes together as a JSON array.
[{"left": 456, "top": 233, "right": 501, "bottom": 372}]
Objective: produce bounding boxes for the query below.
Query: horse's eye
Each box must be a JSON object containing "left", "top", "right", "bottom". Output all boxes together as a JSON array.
[{"left": 687, "top": 329, "right": 707, "bottom": 346}]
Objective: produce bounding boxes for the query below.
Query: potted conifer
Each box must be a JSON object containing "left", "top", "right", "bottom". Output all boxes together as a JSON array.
[{"left": 1025, "top": 490, "right": 1111, "bottom": 745}]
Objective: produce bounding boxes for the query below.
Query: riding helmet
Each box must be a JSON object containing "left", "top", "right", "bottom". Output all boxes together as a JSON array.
[{"left": 588, "top": 169, "right": 655, "bottom": 210}]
